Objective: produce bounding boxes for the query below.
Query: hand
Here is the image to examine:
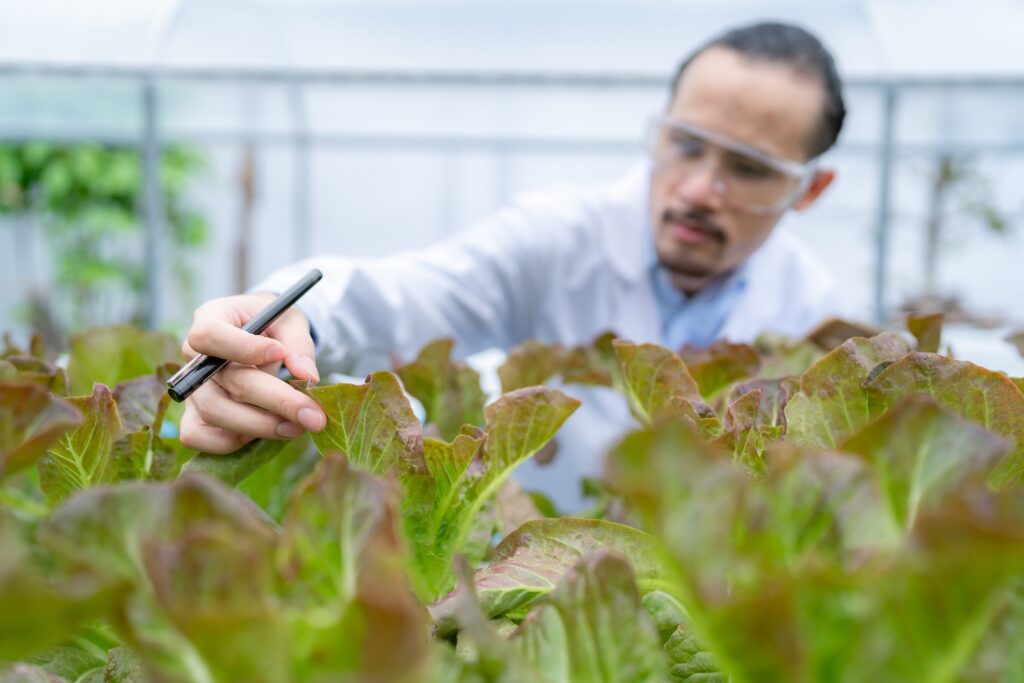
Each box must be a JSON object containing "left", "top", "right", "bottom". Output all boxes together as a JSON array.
[{"left": 178, "top": 293, "right": 327, "bottom": 454}]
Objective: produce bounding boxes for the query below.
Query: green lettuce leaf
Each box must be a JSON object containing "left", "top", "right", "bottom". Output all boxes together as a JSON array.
[
  {"left": 610, "top": 399, "right": 1024, "bottom": 682},
  {"left": 560, "top": 331, "right": 620, "bottom": 387},
  {"left": 395, "top": 338, "right": 486, "bottom": 441},
  {"left": 430, "top": 518, "right": 678, "bottom": 633},
  {"left": 840, "top": 394, "right": 1010, "bottom": 529},
  {"left": 498, "top": 339, "right": 565, "bottom": 393},
  {"left": 0, "top": 512, "right": 121, "bottom": 661},
  {"left": 856, "top": 490, "right": 1024, "bottom": 683},
  {"left": 276, "top": 454, "right": 431, "bottom": 681},
  {"left": 307, "top": 371, "right": 425, "bottom": 476},
  {"left": 112, "top": 364, "right": 179, "bottom": 435},
  {"left": 664, "top": 624, "right": 725, "bottom": 682},
  {"left": 142, "top": 516, "right": 286, "bottom": 682},
  {"left": 40, "top": 474, "right": 276, "bottom": 683},
  {"left": 712, "top": 388, "right": 784, "bottom": 473},
  {"left": 785, "top": 333, "right": 912, "bottom": 448},
  {"left": 67, "top": 326, "right": 181, "bottom": 397},
  {"left": 183, "top": 437, "right": 294, "bottom": 487},
  {"left": 0, "top": 384, "right": 82, "bottom": 480},
  {"left": 0, "top": 356, "right": 68, "bottom": 395},
  {"left": 37, "top": 385, "right": 124, "bottom": 506},
  {"left": 725, "top": 377, "right": 794, "bottom": 429},
  {"left": 678, "top": 341, "right": 760, "bottom": 401},
  {"left": 402, "top": 387, "right": 579, "bottom": 601},
  {"left": 493, "top": 479, "right": 544, "bottom": 536},
  {"left": 26, "top": 647, "right": 104, "bottom": 683},
  {"left": 0, "top": 664, "right": 67, "bottom": 682},
  {"left": 751, "top": 333, "right": 822, "bottom": 379},
  {"left": 612, "top": 340, "right": 702, "bottom": 423},
  {"left": 101, "top": 648, "right": 144, "bottom": 683},
  {"left": 509, "top": 552, "right": 669, "bottom": 683},
  {"left": 432, "top": 559, "right": 546, "bottom": 683},
  {"left": 236, "top": 433, "right": 317, "bottom": 520},
  {"left": 276, "top": 453, "right": 400, "bottom": 608},
  {"left": 907, "top": 312, "right": 944, "bottom": 353},
  {"left": 866, "top": 352, "right": 1024, "bottom": 487}
]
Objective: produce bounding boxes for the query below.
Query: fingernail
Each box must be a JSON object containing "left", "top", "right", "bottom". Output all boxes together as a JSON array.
[
  {"left": 266, "top": 345, "right": 284, "bottom": 363},
  {"left": 276, "top": 421, "right": 303, "bottom": 438},
  {"left": 298, "top": 407, "right": 326, "bottom": 431},
  {"left": 302, "top": 355, "right": 320, "bottom": 383}
]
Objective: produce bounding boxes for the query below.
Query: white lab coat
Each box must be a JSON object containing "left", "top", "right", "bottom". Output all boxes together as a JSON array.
[{"left": 255, "top": 162, "right": 842, "bottom": 510}]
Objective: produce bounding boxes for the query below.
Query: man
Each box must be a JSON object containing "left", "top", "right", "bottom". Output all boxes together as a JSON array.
[{"left": 179, "top": 21, "right": 846, "bottom": 509}]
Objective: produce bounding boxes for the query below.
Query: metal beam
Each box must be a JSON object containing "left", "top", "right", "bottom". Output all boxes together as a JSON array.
[
  {"left": 873, "top": 87, "right": 898, "bottom": 325},
  {"left": 288, "top": 83, "right": 312, "bottom": 260},
  {"left": 2, "top": 62, "right": 1024, "bottom": 90},
  {"left": 141, "top": 79, "right": 164, "bottom": 330},
  {"left": 0, "top": 127, "right": 1021, "bottom": 157}
]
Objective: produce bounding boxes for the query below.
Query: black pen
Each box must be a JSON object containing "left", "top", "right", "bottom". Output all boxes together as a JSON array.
[{"left": 166, "top": 268, "right": 323, "bottom": 402}]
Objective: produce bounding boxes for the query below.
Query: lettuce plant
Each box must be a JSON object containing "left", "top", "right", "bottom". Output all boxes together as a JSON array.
[{"left": 2, "top": 320, "right": 1024, "bottom": 682}]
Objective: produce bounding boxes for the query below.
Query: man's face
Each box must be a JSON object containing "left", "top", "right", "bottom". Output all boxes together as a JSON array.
[{"left": 649, "top": 46, "right": 829, "bottom": 294}]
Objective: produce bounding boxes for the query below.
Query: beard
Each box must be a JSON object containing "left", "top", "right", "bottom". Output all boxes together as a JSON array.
[{"left": 655, "top": 207, "right": 727, "bottom": 281}]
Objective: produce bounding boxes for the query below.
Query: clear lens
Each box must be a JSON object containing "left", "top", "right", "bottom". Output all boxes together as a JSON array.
[{"left": 650, "top": 117, "right": 812, "bottom": 213}]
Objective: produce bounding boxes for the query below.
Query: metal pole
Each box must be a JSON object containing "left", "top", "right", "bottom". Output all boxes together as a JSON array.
[
  {"left": 288, "top": 83, "right": 312, "bottom": 259},
  {"left": 3, "top": 61, "right": 1024, "bottom": 91},
  {"left": 873, "top": 86, "right": 898, "bottom": 325},
  {"left": 141, "top": 78, "right": 164, "bottom": 329}
]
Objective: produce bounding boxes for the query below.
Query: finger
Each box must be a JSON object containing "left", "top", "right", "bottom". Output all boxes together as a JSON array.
[
  {"left": 264, "top": 308, "right": 320, "bottom": 384},
  {"left": 179, "top": 401, "right": 255, "bottom": 454},
  {"left": 213, "top": 363, "right": 326, "bottom": 432},
  {"left": 191, "top": 381, "right": 306, "bottom": 440},
  {"left": 187, "top": 316, "right": 286, "bottom": 367}
]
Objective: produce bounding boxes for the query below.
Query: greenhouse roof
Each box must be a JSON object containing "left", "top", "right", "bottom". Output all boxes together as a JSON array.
[{"left": 0, "top": 0, "right": 1021, "bottom": 79}]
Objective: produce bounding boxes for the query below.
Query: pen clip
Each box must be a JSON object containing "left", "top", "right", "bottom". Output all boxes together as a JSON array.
[{"left": 167, "top": 354, "right": 209, "bottom": 388}]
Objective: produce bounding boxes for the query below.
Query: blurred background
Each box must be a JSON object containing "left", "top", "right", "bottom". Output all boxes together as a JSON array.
[{"left": 1, "top": 0, "right": 1022, "bottom": 371}]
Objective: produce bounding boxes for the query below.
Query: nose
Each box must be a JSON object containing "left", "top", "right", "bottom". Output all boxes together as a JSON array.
[{"left": 673, "top": 162, "right": 726, "bottom": 210}]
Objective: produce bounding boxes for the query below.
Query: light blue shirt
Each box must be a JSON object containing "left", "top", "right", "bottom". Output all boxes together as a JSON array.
[{"left": 645, "top": 230, "right": 750, "bottom": 350}]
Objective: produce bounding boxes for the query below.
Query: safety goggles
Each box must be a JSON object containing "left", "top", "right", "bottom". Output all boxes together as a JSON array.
[{"left": 648, "top": 115, "right": 816, "bottom": 214}]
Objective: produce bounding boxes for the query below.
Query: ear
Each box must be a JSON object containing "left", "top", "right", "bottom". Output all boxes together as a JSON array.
[{"left": 792, "top": 168, "right": 835, "bottom": 211}]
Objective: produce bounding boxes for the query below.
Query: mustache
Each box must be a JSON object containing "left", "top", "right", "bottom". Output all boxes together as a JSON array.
[{"left": 662, "top": 209, "right": 727, "bottom": 244}]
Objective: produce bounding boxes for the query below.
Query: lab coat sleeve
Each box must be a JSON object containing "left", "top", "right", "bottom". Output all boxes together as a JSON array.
[{"left": 251, "top": 201, "right": 557, "bottom": 376}]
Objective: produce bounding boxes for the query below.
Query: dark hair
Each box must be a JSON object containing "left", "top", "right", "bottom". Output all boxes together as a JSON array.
[{"left": 670, "top": 21, "right": 846, "bottom": 158}]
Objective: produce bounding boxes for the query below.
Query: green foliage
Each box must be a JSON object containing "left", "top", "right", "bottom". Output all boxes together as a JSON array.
[
  {"left": 0, "top": 142, "right": 208, "bottom": 333},
  {"left": 840, "top": 394, "right": 1009, "bottom": 529},
  {"left": 0, "top": 384, "right": 82, "bottom": 480},
  {"left": 395, "top": 337, "right": 486, "bottom": 440},
  {"left": 3, "top": 320, "right": 1024, "bottom": 681},
  {"left": 67, "top": 326, "right": 181, "bottom": 397},
  {"left": 0, "top": 511, "right": 122, "bottom": 662},
  {"left": 784, "top": 332, "right": 913, "bottom": 449},
  {"left": 907, "top": 312, "right": 944, "bottom": 353},
  {"left": 677, "top": 340, "right": 760, "bottom": 401},
  {"left": 307, "top": 371, "right": 425, "bottom": 477},
  {"left": 509, "top": 553, "right": 669, "bottom": 683},
  {"left": 396, "top": 382, "right": 580, "bottom": 601},
  {"left": 429, "top": 518, "right": 679, "bottom": 634}
]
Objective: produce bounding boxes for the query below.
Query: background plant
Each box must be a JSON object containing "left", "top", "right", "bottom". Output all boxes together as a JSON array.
[{"left": 0, "top": 142, "right": 208, "bottom": 342}]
